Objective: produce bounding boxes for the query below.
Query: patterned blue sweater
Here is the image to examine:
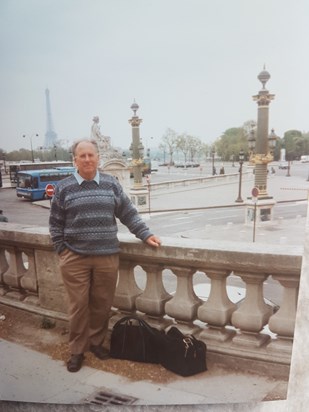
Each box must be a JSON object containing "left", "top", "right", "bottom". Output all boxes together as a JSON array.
[{"left": 49, "top": 173, "right": 152, "bottom": 255}]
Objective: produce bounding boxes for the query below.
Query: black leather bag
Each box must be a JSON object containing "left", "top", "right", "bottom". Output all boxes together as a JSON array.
[
  {"left": 110, "top": 316, "right": 207, "bottom": 376},
  {"left": 109, "top": 315, "right": 163, "bottom": 363},
  {"left": 159, "top": 326, "right": 207, "bottom": 376}
]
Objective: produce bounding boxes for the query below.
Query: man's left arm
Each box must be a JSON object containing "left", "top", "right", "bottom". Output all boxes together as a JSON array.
[{"left": 115, "top": 185, "right": 161, "bottom": 247}]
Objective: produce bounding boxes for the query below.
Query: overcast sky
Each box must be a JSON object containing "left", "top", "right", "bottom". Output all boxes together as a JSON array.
[{"left": 0, "top": 0, "right": 308, "bottom": 154}]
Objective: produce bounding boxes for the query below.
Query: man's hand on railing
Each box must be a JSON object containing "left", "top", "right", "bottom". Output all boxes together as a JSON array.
[{"left": 145, "top": 235, "right": 161, "bottom": 248}]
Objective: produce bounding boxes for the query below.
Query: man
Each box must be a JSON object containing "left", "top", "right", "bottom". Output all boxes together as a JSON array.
[
  {"left": 49, "top": 139, "right": 161, "bottom": 372},
  {"left": 0, "top": 210, "right": 8, "bottom": 222}
]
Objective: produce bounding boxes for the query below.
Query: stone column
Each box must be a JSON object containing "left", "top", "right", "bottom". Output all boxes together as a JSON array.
[
  {"left": 245, "top": 67, "right": 276, "bottom": 224},
  {"left": 128, "top": 101, "right": 149, "bottom": 212}
]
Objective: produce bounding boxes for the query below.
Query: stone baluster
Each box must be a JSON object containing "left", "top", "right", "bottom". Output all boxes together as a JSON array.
[
  {"left": 231, "top": 272, "right": 273, "bottom": 347},
  {"left": 135, "top": 263, "right": 172, "bottom": 317},
  {"left": 198, "top": 270, "right": 237, "bottom": 342},
  {"left": 267, "top": 275, "right": 299, "bottom": 356},
  {"left": 20, "top": 248, "right": 38, "bottom": 293},
  {"left": 113, "top": 260, "right": 142, "bottom": 313},
  {"left": 2, "top": 247, "right": 29, "bottom": 300},
  {"left": 164, "top": 266, "right": 202, "bottom": 332},
  {"left": 0, "top": 247, "right": 9, "bottom": 289}
]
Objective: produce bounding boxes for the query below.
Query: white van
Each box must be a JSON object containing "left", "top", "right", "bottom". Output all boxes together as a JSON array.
[{"left": 151, "top": 160, "right": 159, "bottom": 172}]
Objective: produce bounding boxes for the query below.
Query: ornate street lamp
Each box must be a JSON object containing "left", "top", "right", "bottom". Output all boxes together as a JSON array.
[
  {"left": 2, "top": 153, "right": 7, "bottom": 173},
  {"left": 211, "top": 148, "right": 216, "bottom": 175},
  {"left": 129, "top": 101, "right": 143, "bottom": 188},
  {"left": 54, "top": 144, "right": 57, "bottom": 161},
  {"left": 245, "top": 67, "right": 277, "bottom": 225},
  {"left": 235, "top": 149, "right": 245, "bottom": 203},
  {"left": 248, "top": 124, "right": 256, "bottom": 158},
  {"left": 128, "top": 100, "right": 149, "bottom": 211},
  {"left": 268, "top": 128, "right": 277, "bottom": 152},
  {"left": 232, "top": 152, "right": 235, "bottom": 167},
  {"left": 22, "top": 133, "right": 39, "bottom": 163},
  {"left": 250, "top": 67, "right": 275, "bottom": 199}
]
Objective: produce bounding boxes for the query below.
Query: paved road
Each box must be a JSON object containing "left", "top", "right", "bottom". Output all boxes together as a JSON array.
[
  {"left": 0, "top": 187, "right": 50, "bottom": 226},
  {"left": 1, "top": 175, "right": 308, "bottom": 240}
]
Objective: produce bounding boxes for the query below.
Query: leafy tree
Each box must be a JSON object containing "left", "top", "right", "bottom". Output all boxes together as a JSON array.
[
  {"left": 303, "top": 132, "right": 309, "bottom": 154},
  {"left": 2, "top": 146, "right": 72, "bottom": 162},
  {"left": 283, "top": 130, "right": 303, "bottom": 160},
  {"left": 216, "top": 127, "right": 248, "bottom": 161}
]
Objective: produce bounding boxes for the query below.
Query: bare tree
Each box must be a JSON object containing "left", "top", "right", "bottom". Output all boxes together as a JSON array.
[
  {"left": 175, "top": 133, "right": 203, "bottom": 163},
  {"left": 175, "top": 133, "right": 191, "bottom": 163},
  {"left": 159, "top": 128, "right": 178, "bottom": 165},
  {"left": 187, "top": 135, "right": 202, "bottom": 162},
  {"left": 200, "top": 142, "right": 211, "bottom": 162}
]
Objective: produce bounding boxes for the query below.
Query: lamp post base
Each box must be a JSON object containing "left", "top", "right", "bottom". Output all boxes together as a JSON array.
[
  {"left": 245, "top": 198, "right": 276, "bottom": 226},
  {"left": 130, "top": 187, "right": 149, "bottom": 213}
]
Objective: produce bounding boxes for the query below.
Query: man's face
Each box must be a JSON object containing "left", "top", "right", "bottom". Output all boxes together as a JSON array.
[{"left": 74, "top": 141, "right": 99, "bottom": 180}]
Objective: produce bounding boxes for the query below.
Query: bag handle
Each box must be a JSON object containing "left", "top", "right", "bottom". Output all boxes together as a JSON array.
[
  {"left": 114, "top": 315, "right": 161, "bottom": 361},
  {"left": 114, "top": 315, "right": 159, "bottom": 338}
]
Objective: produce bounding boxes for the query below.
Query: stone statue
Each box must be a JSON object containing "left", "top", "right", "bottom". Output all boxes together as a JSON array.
[
  {"left": 90, "top": 116, "right": 101, "bottom": 140},
  {"left": 90, "top": 116, "right": 122, "bottom": 166}
]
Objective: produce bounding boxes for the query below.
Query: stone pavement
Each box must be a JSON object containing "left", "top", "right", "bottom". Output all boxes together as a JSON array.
[
  {"left": 0, "top": 338, "right": 287, "bottom": 409},
  {"left": 1, "top": 172, "right": 308, "bottom": 411}
]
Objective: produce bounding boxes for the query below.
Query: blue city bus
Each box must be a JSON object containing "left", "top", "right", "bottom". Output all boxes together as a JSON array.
[
  {"left": 16, "top": 167, "right": 75, "bottom": 201},
  {"left": 9, "top": 161, "right": 73, "bottom": 188}
]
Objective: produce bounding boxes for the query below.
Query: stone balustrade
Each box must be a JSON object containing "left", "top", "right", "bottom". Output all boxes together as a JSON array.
[
  {"left": 146, "top": 171, "right": 253, "bottom": 192},
  {"left": 0, "top": 222, "right": 302, "bottom": 377}
]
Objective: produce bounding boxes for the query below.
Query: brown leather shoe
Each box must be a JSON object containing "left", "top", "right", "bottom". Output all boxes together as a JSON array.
[
  {"left": 67, "top": 354, "right": 85, "bottom": 372},
  {"left": 90, "top": 345, "right": 109, "bottom": 360}
]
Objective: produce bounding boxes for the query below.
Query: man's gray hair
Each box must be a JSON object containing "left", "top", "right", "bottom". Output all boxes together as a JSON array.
[{"left": 71, "top": 139, "right": 99, "bottom": 156}]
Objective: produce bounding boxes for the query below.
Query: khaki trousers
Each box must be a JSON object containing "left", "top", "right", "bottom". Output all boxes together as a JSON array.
[{"left": 59, "top": 249, "right": 119, "bottom": 354}]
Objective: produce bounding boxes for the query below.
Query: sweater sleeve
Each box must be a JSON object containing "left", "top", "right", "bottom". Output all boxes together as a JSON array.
[
  {"left": 114, "top": 182, "right": 152, "bottom": 241},
  {"left": 49, "top": 187, "right": 66, "bottom": 254}
]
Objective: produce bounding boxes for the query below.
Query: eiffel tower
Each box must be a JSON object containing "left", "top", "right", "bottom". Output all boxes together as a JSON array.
[{"left": 44, "top": 88, "right": 58, "bottom": 148}]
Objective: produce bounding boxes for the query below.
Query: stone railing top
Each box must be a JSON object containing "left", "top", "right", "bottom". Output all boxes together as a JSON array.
[
  {"left": 0, "top": 223, "right": 303, "bottom": 277},
  {"left": 119, "top": 234, "right": 302, "bottom": 277},
  {"left": 0, "top": 223, "right": 50, "bottom": 248}
]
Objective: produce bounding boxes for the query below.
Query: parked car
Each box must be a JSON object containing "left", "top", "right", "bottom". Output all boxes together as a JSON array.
[
  {"left": 151, "top": 160, "right": 159, "bottom": 172},
  {"left": 278, "top": 162, "right": 289, "bottom": 170},
  {"left": 185, "top": 161, "right": 200, "bottom": 168},
  {"left": 174, "top": 161, "right": 200, "bottom": 168}
]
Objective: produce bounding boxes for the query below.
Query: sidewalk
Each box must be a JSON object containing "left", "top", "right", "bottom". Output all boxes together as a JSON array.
[
  {"left": 1, "top": 172, "right": 308, "bottom": 411},
  {"left": 0, "top": 334, "right": 287, "bottom": 410}
]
